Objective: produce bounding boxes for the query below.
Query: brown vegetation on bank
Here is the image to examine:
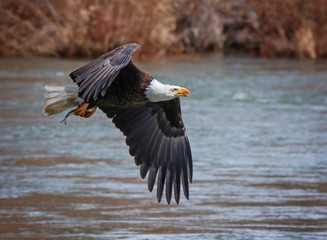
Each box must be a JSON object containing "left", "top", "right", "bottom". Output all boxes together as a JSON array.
[
  {"left": 0, "top": 0, "right": 326, "bottom": 59},
  {"left": 236, "top": 0, "right": 327, "bottom": 59},
  {"left": 0, "top": 0, "right": 181, "bottom": 59}
]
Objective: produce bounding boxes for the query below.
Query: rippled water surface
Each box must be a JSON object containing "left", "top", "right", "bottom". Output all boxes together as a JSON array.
[{"left": 0, "top": 57, "right": 327, "bottom": 240}]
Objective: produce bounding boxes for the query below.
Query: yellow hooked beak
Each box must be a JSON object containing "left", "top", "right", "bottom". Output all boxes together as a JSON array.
[{"left": 174, "top": 87, "right": 190, "bottom": 97}]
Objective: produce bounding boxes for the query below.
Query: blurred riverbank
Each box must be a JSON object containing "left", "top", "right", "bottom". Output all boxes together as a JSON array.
[{"left": 1, "top": 0, "right": 326, "bottom": 60}]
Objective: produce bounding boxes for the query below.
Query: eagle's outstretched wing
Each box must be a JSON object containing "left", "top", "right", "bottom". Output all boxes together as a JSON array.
[
  {"left": 100, "top": 98, "right": 193, "bottom": 204},
  {"left": 69, "top": 43, "right": 139, "bottom": 102}
]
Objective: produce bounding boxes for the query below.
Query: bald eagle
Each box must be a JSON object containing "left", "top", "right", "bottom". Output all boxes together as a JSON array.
[{"left": 43, "top": 43, "right": 192, "bottom": 204}]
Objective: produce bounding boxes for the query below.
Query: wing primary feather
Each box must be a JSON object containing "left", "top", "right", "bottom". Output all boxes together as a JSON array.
[
  {"left": 157, "top": 137, "right": 168, "bottom": 169},
  {"left": 179, "top": 136, "right": 189, "bottom": 200},
  {"left": 184, "top": 135, "right": 193, "bottom": 182},
  {"left": 140, "top": 163, "right": 151, "bottom": 179},
  {"left": 157, "top": 166, "right": 166, "bottom": 203},
  {"left": 166, "top": 138, "right": 177, "bottom": 204},
  {"left": 165, "top": 165, "right": 173, "bottom": 204},
  {"left": 181, "top": 157, "right": 190, "bottom": 200},
  {"left": 148, "top": 166, "right": 158, "bottom": 192},
  {"left": 173, "top": 158, "right": 181, "bottom": 204},
  {"left": 170, "top": 137, "right": 180, "bottom": 203},
  {"left": 155, "top": 137, "right": 169, "bottom": 203},
  {"left": 146, "top": 131, "right": 163, "bottom": 192}
]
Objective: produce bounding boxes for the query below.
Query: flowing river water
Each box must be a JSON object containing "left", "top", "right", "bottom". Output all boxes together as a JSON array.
[{"left": 0, "top": 57, "right": 326, "bottom": 239}]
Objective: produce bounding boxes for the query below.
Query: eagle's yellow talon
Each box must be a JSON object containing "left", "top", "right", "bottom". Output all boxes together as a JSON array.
[
  {"left": 73, "top": 103, "right": 97, "bottom": 118},
  {"left": 84, "top": 107, "right": 97, "bottom": 118},
  {"left": 74, "top": 103, "right": 89, "bottom": 117}
]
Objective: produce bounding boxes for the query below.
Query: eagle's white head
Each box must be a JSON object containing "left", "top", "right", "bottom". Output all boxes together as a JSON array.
[{"left": 145, "top": 79, "right": 190, "bottom": 102}]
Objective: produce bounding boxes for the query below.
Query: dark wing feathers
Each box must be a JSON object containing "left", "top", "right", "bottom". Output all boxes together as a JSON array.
[
  {"left": 69, "top": 43, "right": 139, "bottom": 102},
  {"left": 70, "top": 43, "right": 193, "bottom": 203},
  {"left": 157, "top": 166, "right": 167, "bottom": 203},
  {"left": 148, "top": 166, "right": 158, "bottom": 192},
  {"left": 100, "top": 98, "right": 192, "bottom": 204}
]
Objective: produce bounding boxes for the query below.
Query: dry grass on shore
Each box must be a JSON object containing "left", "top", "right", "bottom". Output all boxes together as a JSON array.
[
  {"left": 1, "top": 0, "right": 326, "bottom": 59},
  {"left": 0, "top": 0, "right": 181, "bottom": 59},
  {"left": 246, "top": 0, "right": 327, "bottom": 59}
]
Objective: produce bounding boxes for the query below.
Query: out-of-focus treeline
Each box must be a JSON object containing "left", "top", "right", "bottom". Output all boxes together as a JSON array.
[{"left": 1, "top": 0, "right": 326, "bottom": 60}]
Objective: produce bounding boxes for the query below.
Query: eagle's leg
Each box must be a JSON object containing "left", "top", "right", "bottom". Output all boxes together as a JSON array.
[
  {"left": 84, "top": 106, "right": 97, "bottom": 118},
  {"left": 74, "top": 103, "right": 89, "bottom": 117},
  {"left": 74, "top": 103, "right": 97, "bottom": 118}
]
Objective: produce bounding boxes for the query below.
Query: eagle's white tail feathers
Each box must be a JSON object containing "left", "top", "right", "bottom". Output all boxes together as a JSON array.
[{"left": 43, "top": 85, "right": 82, "bottom": 116}]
